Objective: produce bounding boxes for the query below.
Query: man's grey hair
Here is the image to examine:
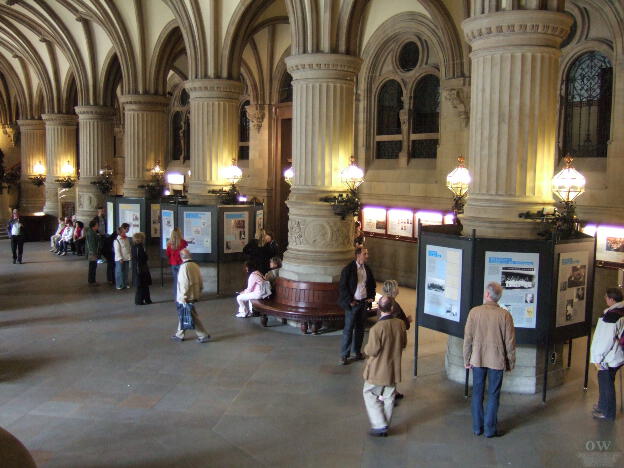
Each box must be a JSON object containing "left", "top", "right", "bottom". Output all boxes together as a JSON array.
[
  {"left": 180, "top": 248, "right": 192, "bottom": 261},
  {"left": 378, "top": 295, "right": 393, "bottom": 313},
  {"left": 486, "top": 282, "right": 503, "bottom": 302}
]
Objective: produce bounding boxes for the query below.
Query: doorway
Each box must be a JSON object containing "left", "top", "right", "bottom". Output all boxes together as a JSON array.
[{"left": 273, "top": 103, "right": 292, "bottom": 250}]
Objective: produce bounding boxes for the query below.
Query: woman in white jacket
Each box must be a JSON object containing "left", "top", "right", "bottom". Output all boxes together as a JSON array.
[
  {"left": 236, "top": 261, "right": 264, "bottom": 318},
  {"left": 590, "top": 287, "right": 624, "bottom": 420},
  {"left": 114, "top": 226, "right": 132, "bottom": 289}
]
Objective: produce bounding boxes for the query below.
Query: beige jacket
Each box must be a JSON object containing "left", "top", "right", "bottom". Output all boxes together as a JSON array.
[
  {"left": 363, "top": 316, "right": 407, "bottom": 386},
  {"left": 463, "top": 301, "right": 516, "bottom": 371},
  {"left": 176, "top": 261, "right": 204, "bottom": 304}
]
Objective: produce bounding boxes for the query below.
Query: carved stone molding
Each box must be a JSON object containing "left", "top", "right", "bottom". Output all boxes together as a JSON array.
[
  {"left": 246, "top": 104, "right": 265, "bottom": 133},
  {"left": 74, "top": 106, "right": 115, "bottom": 120},
  {"left": 42, "top": 114, "right": 78, "bottom": 127},
  {"left": 185, "top": 79, "right": 243, "bottom": 101},
  {"left": 286, "top": 53, "right": 362, "bottom": 81},
  {"left": 443, "top": 88, "right": 469, "bottom": 128},
  {"left": 119, "top": 95, "right": 169, "bottom": 112},
  {"left": 2, "top": 124, "right": 18, "bottom": 147}
]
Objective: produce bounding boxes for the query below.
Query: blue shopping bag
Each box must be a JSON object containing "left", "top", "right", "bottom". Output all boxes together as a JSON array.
[{"left": 177, "top": 302, "right": 195, "bottom": 330}]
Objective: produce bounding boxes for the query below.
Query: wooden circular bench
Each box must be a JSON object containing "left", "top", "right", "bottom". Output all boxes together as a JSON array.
[{"left": 251, "top": 277, "right": 345, "bottom": 334}]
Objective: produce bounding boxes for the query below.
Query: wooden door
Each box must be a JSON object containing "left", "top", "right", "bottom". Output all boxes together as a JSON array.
[{"left": 274, "top": 104, "right": 292, "bottom": 250}]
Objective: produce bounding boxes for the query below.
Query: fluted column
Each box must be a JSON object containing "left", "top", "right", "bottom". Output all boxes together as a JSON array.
[
  {"left": 42, "top": 114, "right": 77, "bottom": 216},
  {"left": 461, "top": 9, "right": 573, "bottom": 238},
  {"left": 120, "top": 95, "right": 168, "bottom": 197},
  {"left": 186, "top": 79, "right": 242, "bottom": 204},
  {"left": 75, "top": 106, "right": 115, "bottom": 222},
  {"left": 17, "top": 120, "right": 45, "bottom": 214},
  {"left": 280, "top": 54, "right": 362, "bottom": 282}
]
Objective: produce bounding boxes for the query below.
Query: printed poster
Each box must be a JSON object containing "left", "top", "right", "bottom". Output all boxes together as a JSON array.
[
  {"left": 106, "top": 201, "right": 114, "bottom": 234},
  {"left": 556, "top": 251, "right": 589, "bottom": 327},
  {"left": 255, "top": 210, "right": 264, "bottom": 236},
  {"left": 151, "top": 204, "right": 161, "bottom": 237},
  {"left": 224, "top": 211, "right": 248, "bottom": 253},
  {"left": 388, "top": 209, "right": 414, "bottom": 237},
  {"left": 484, "top": 251, "right": 539, "bottom": 328},
  {"left": 119, "top": 203, "right": 141, "bottom": 237},
  {"left": 423, "top": 245, "right": 462, "bottom": 322},
  {"left": 161, "top": 210, "right": 174, "bottom": 250},
  {"left": 183, "top": 211, "right": 212, "bottom": 254},
  {"left": 362, "top": 207, "right": 387, "bottom": 234},
  {"left": 596, "top": 227, "right": 624, "bottom": 265}
]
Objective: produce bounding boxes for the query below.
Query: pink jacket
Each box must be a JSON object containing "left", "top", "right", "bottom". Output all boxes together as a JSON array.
[{"left": 244, "top": 271, "right": 264, "bottom": 293}]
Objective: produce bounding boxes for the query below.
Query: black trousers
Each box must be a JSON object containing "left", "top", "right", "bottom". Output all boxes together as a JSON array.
[
  {"left": 340, "top": 302, "right": 368, "bottom": 358},
  {"left": 597, "top": 365, "right": 622, "bottom": 419},
  {"left": 88, "top": 260, "right": 97, "bottom": 283},
  {"left": 106, "top": 259, "right": 115, "bottom": 283},
  {"left": 10, "top": 235, "right": 24, "bottom": 262},
  {"left": 135, "top": 285, "right": 151, "bottom": 305}
]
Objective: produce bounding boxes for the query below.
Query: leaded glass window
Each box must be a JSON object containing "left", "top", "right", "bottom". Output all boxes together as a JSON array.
[
  {"left": 410, "top": 75, "right": 440, "bottom": 159},
  {"left": 398, "top": 42, "right": 419, "bottom": 72},
  {"left": 239, "top": 100, "right": 250, "bottom": 161},
  {"left": 563, "top": 52, "right": 612, "bottom": 158},
  {"left": 375, "top": 80, "right": 403, "bottom": 159}
]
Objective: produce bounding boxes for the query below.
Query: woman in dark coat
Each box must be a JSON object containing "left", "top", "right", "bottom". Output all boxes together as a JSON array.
[{"left": 131, "top": 232, "right": 152, "bottom": 305}]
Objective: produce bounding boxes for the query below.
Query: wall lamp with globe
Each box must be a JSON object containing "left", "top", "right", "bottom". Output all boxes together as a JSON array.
[
  {"left": 29, "top": 161, "right": 46, "bottom": 186},
  {"left": 446, "top": 156, "right": 471, "bottom": 230},
  {"left": 320, "top": 156, "right": 365, "bottom": 220}
]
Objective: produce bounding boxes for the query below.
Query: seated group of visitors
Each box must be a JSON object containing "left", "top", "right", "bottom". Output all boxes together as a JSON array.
[{"left": 49, "top": 215, "right": 85, "bottom": 256}]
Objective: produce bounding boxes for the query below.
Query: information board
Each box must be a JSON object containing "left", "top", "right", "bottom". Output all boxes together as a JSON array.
[
  {"left": 183, "top": 211, "right": 212, "bottom": 254},
  {"left": 423, "top": 245, "right": 463, "bottom": 322},
  {"left": 388, "top": 209, "right": 414, "bottom": 238},
  {"left": 255, "top": 209, "right": 264, "bottom": 234},
  {"left": 150, "top": 204, "right": 161, "bottom": 237},
  {"left": 223, "top": 211, "right": 249, "bottom": 253},
  {"left": 161, "top": 209, "right": 174, "bottom": 250},
  {"left": 119, "top": 203, "right": 141, "bottom": 236},
  {"left": 483, "top": 251, "right": 540, "bottom": 329},
  {"left": 362, "top": 206, "right": 387, "bottom": 234},
  {"left": 106, "top": 201, "right": 114, "bottom": 234}
]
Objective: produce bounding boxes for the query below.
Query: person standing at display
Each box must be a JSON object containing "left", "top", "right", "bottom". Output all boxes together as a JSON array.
[
  {"left": 590, "top": 287, "right": 624, "bottom": 420},
  {"left": 95, "top": 207, "right": 107, "bottom": 235},
  {"left": 166, "top": 228, "right": 188, "bottom": 297},
  {"left": 131, "top": 232, "right": 152, "bottom": 305},
  {"left": 85, "top": 219, "right": 101, "bottom": 285},
  {"left": 338, "top": 247, "right": 376, "bottom": 365},
  {"left": 114, "top": 226, "right": 132, "bottom": 289},
  {"left": 354, "top": 221, "right": 365, "bottom": 248},
  {"left": 362, "top": 296, "right": 407, "bottom": 437},
  {"left": 171, "top": 249, "right": 210, "bottom": 343},
  {"left": 464, "top": 282, "right": 516, "bottom": 438},
  {"left": 7, "top": 209, "right": 25, "bottom": 264}
]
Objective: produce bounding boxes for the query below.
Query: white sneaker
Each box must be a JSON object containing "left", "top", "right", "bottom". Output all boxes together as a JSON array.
[{"left": 235, "top": 312, "right": 247, "bottom": 318}]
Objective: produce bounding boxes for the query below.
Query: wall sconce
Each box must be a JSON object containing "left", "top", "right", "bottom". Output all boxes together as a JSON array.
[
  {"left": 222, "top": 159, "right": 243, "bottom": 186},
  {"left": 150, "top": 160, "right": 165, "bottom": 179},
  {"left": 56, "top": 159, "right": 76, "bottom": 188},
  {"left": 283, "top": 166, "right": 294, "bottom": 186},
  {"left": 320, "top": 156, "right": 365, "bottom": 220},
  {"left": 29, "top": 161, "right": 46, "bottom": 186},
  {"left": 518, "top": 154, "right": 586, "bottom": 238},
  {"left": 446, "top": 155, "right": 471, "bottom": 228},
  {"left": 91, "top": 165, "right": 114, "bottom": 194}
]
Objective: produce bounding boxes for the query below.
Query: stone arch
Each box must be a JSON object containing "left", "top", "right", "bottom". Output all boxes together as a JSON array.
[
  {"left": 222, "top": 0, "right": 289, "bottom": 79},
  {"left": 160, "top": 0, "right": 201, "bottom": 80},
  {"left": 0, "top": 56, "right": 29, "bottom": 120},
  {"left": 61, "top": 70, "right": 78, "bottom": 114},
  {"left": 148, "top": 21, "right": 188, "bottom": 95},
  {"left": 99, "top": 50, "right": 123, "bottom": 109},
  {"left": 270, "top": 48, "right": 292, "bottom": 105}
]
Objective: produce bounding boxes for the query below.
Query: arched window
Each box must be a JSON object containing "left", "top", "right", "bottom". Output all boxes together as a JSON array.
[
  {"left": 239, "top": 100, "right": 250, "bottom": 161},
  {"left": 563, "top": 52, "right": 612, "bottom": 158},
  {"left": 375, "top": 80, "right": 403, "bottom": 159},
  {"left": 279, "top": 73, "right": 293, "bottom": 103},
  {"left": 411, "top": 75, "right": 440, "bottom": 159}
]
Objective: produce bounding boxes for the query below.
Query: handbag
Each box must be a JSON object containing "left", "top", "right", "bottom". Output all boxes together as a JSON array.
[{"left": 178, "top": 302, "right": 195, "bottom": 330}]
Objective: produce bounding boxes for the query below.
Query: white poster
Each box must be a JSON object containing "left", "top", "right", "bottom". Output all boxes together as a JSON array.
[
  {"left": 362, "top": 206, "right": 387, "bottom": 234},
  {"left": 119, "top": 203, "right": 141, "bottom": 237},
  {"left": 556, "top": 251, "right": 589, "bottom": 327},
  {"left": 106, "top": 201, "right": 114, "bottom": 234},
  {"left": 596, "top": 226, "right": 624, "bottom": 265},
  {"left": 183, "top": 211, "right": 212, "bottom": 254},
  {"left": 151, "top": 204, "right": 161, "bottom": 237},
  {"left": 484, "top": 251, "right": 539, "bottom": 328},
  {"left": 423, "top": 245, "right": 462, "bottom": 322},
  {"left": 161, "top": 210, "right": 174, "bottom": 250},
  {"left": 255, "top": 210, "right": 264, "bottom": 236},
  {"left": 224, "top": 211, "right": 248, "bottom": 253},
  {"left": 388, "top": 209, "right": 414, "bottom": 237}
]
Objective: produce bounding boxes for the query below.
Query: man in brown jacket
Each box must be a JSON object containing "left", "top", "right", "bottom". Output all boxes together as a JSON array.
[
  {"left": 362, "top": 296, "right": 407, "bottom": 437},
  {"left": 463, "top": 281, "right": 516, "bottom": 438}
]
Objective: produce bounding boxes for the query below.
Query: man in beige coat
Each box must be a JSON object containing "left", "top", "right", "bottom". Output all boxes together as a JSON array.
[
  {"left": 362, "top": 296, "right": 407, "bottom": 437},
  {"left": 464, "top": 282, "right": 516, "bottom": 438},
  {"left": 170, "top": 249, "right": 210, "bottom": 343}
]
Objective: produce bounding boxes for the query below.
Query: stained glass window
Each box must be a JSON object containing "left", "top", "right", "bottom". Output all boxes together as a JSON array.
[
  {"left": 563, "top": 52, "right": 612, "bottom": 158},
  {"left": 375, "top": 80, "right": 403, "bottom": 159},
  {"left": 410, "top": 75, "right": 440, "bottom": 159},
  {"left": 398, "top": 42, "right": 419, "bottom": 72}
]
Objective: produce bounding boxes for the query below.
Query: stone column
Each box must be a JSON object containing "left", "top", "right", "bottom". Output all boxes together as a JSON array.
[
  {"left": 75, "top": 106, "right": 115, "bottom": 222},
  {"left": 186, "top": 79, "right": 242, "bottom": 204},
  {"left": 17, "top": 120, "right": 46, "bottom": 214},
  {"left": 445, "top": 7, "right": 573, "bottom": 394},
  {"left": 120, "top": 95, "right": 168, "bottom": 197},
  {"left": 42, "top": 114, "right": 78, "bottom": 216},
  {"left": 280, "top": 54, "right": 362, "bottom": 282}
]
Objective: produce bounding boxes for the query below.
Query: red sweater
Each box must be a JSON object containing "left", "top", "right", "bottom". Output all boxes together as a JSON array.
[{"left": 166, "top": 239, "right": 188, "bottom": 266}]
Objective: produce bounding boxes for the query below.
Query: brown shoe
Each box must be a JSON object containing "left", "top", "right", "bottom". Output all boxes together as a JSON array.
[{"left": 354, "top": 353, "right": 365, "bottom": 361}]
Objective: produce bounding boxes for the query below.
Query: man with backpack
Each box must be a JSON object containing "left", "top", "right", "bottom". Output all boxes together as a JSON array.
[{"left": 590, "top": 287, "right": 624, "bottom": 420}]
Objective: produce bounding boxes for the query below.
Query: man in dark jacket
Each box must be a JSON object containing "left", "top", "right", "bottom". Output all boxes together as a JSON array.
[
  {"left": 338, "top": 247, "right": 376, "bottom": 365},
  {"left": 7, "top": 208, "right": 25, "bottom": 264},
  {"left": 85, "top": 219, "right": 101, "bottom": 285}
]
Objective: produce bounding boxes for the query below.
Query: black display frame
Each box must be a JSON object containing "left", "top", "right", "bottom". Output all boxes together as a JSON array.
[
  {"left": 416, "top": 229, "right": 475, "bottom": 339},
  {"left": 218, "top": 205, "right": 256, "bottom": 263},
  {"left": 113, "top": 197, "right": 147, "bottom": 237},
  {"left": 177, "top": 204, "right": 219, "bottom": 263}
]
